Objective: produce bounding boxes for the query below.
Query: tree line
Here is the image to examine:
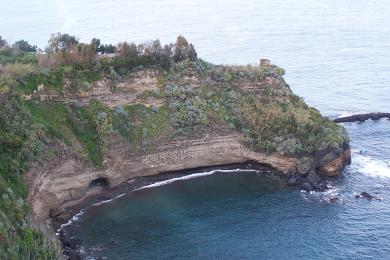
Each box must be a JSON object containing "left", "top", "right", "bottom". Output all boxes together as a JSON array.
[{"left": 1, "top": 33, "right": 197, "bottom": 70}]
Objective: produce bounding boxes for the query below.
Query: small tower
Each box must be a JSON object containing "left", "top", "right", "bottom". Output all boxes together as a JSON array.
[{"left": 260, "top": 58, "right": 270, "bottom": 69}]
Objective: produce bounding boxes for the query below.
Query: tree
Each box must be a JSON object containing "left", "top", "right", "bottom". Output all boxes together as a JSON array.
[
  {"left": 12, "top": 40, "right": 37, "bottom": 52},
  {"left": 187, "top": 43, "right": 197, "bottom": 61},
  {"left": 47, "top": 33, "right": 79, "bottom": 53},
  {"left": 0, "top": 36, "right": 7, "bottom": 48},
  {"left": 173, "top": 36, "right": 188, "bottom": 62},
  {"left": 91, "top": 38, "right": 101, "bottom": 53},
  {"left": 118, "top": 42, "right": 138, "bottom": 59},
  {"left": 75, "top": 43, "right": 97, "bottom": 66},
  {"left": 98, "top": 44, "right": 116, "bottom": 54},
  {"left": 173, "top": 36, "right": 197, "bottom": 62},
  {"left": 161, "top": 44, "right": 173, "bottom": 68}
]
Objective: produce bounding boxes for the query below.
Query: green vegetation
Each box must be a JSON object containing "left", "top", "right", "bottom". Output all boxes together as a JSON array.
[
  {"left": 26, "top": 100, "right": 107, "bottom": 167},
  {"left": 113, "top": 104, "right": 170, "bottom": 150},
  {"left": 0, "top": 97, "right": 61, "bottom": 259},
  {"left": 0, "top": 48, "right": 37, "bottom": 64},
  {"left": 163, "top": 59, "right": 348, "bottom": 155}
]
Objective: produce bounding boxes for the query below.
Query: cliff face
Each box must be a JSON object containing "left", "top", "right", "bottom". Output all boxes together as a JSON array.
[
  {"left": 26, "top": 134, "right": 298, "bottom": 219},
  {"left": 23, "top": 59, "right": 351, "bottom": 220}
]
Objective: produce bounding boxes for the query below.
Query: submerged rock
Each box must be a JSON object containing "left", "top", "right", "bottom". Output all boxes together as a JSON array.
[
  {"left": 329, "top": 197, "right": 340, "bottom": 203},
  {"left": 355, "top": 192, "right": 382, "bottom": 201},
  {"left": 301, "top": 182, "right": 313, "bottom": 192},
  {"left": 67, "top": 250, "right": 82, "bottom": 260},
  {"left": 62, "top": 238, "right": 81, "bottom": 250},
  {"left": 286, "top": 178, "right": 298, "bottom": 186}
]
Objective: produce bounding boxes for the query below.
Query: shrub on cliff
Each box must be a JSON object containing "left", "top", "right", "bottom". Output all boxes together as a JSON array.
[
  {"left": 112, "top": 104, "right": 170, "bottom": 151},
  {"left": 161, "top": 59, "right": 347, "bottom": 157},
  {"left": 164, "top": 84, "right": 209, "bottom": 132},
  {"left": 0, "top": 63, "right": 35, "bottom": 92},
  {"left": 0, "top": 47, "right": 38, "bottom": 64},
  {"left": 95, "top": 111, "right": 113, "bottom": 154},
  {"left": 239, "top": 96, "right": 347, "bottom": 155},
  {"left": 83, "top": 100, "right": 113, "bottom": 159},
  {"left": 0, "top": 96, "right": 60, "bottom": 259}
]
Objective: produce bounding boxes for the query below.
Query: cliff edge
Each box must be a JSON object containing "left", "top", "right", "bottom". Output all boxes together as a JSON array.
[{"left": 24, "top": 59, "right": 350, "bottom": 220}]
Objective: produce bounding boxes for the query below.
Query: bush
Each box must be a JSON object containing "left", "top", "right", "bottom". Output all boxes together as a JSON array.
[
  {"left": 0, "top": 47, "right": 37, "bottom": 64},
  {"left": 112, "top": 104, "right": 169, "bottom": 151},
  {"left": 95, "top": 111, "right": 113, "bottom": 154},
  {"left": 164, "top": 84, "right": 208, "bottom": 131},
  {"left": 0, "top": 63, "right": 35, "bottom": 91}
]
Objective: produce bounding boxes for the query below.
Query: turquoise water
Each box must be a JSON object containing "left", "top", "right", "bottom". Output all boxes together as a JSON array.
[{"left": 2, "top": 0, "right": 390, "bottom": 259}]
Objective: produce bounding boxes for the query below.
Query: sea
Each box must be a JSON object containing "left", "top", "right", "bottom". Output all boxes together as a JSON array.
[{"left": 1, "top": 0, "right": 390, "bottom": 259}]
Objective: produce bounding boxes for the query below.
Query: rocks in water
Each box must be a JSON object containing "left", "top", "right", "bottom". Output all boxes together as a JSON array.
[
  {"left": 62, "top": 238, "right": 81, "bottom": 250},
  {"left": 286, "top": 170, "right": 300, "bottom": 186},
  {"left": 361, "top": 192, "right": 374, "bottom": 199},
  {"left": 355, "top": 192, "right": 382, "bottom": 201},
  {"left": 62, "top": 237, "right": 83, "bottom": 260},
  {"left": 67, "top": 250, "right": 82, "bottom": 260},
  {"left": 286, "top": 178, "right": 298, "bottom": 186},
  {"left": 329, "top": 197, "right": 340, "bottom": 203},
  {"left": 301, "top": 182, "right": 313, "bottom": 192},
  {"left": 333, "top": 112, "right": 390, "bottom": 123}
]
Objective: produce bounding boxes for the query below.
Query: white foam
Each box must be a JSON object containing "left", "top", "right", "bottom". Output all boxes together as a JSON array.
[
  {"left": 136, "top": 169, "right": 258, "bottom": 190},
  {"left": 92, "top": 193, "right": 126, "bottom": 206},
  {"left": 336, "top": 111, "right": 369, "bottom": 118},
  {"left": 57, "top": 209, "right": 85, "bottom": 233},
  {"left": 300, "top": 186, "right": 342, "bottom": 203},
  {"left": 353, "top": 152, "right": 390, "bottom": 178}
]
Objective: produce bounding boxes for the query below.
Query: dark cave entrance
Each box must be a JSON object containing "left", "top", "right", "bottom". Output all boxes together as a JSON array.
[{"left": 88, "top": 177, "right": 109, "bottom": 189}]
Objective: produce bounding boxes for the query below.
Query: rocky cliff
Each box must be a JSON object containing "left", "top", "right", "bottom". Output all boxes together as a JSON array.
[
  {"left": 0, "top": 36, "right": 351, "bottom": 259},
  {"left": 23, "top": 59, "right": 350, "bottom": 221}
]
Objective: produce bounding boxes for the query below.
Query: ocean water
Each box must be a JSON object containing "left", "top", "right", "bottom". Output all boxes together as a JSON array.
[{"left": 2, "top": 0, "right": 390, "bottom": 259}]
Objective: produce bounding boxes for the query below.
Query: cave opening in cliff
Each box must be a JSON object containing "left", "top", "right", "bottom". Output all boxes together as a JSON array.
[{"left": 89, "top": 177, "right": 109, "bottom": 189}]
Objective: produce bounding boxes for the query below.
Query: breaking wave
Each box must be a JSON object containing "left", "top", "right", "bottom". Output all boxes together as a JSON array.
[
  {"left": 57, "top": 209, "right": 85, "bottom": 234},
  {"left": 352, "top": 151, "right": 390, "bottom": 178},
  {"left": 135, "top": 169, "right": 258, "bottom": 190}
]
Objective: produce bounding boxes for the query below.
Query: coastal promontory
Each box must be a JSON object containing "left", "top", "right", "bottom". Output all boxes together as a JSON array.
[{"left": 0, "top": 35, "right": 350, "bottom": 258}]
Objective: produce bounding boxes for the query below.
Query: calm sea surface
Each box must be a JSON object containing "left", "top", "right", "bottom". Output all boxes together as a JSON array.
[{"left": 2, "top": 1, "right": 390, "bottom": 259}]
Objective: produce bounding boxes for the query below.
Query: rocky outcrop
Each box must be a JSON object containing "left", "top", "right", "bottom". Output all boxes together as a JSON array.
[
  {"left": 23, "top": 60, "right": 351, "bottom": 222},
  {"left": 319, "top": 148, "right": 351, "bottom": 177},
  {"left": 334, "top": 112, "right": 390, "bottom": 123}
]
